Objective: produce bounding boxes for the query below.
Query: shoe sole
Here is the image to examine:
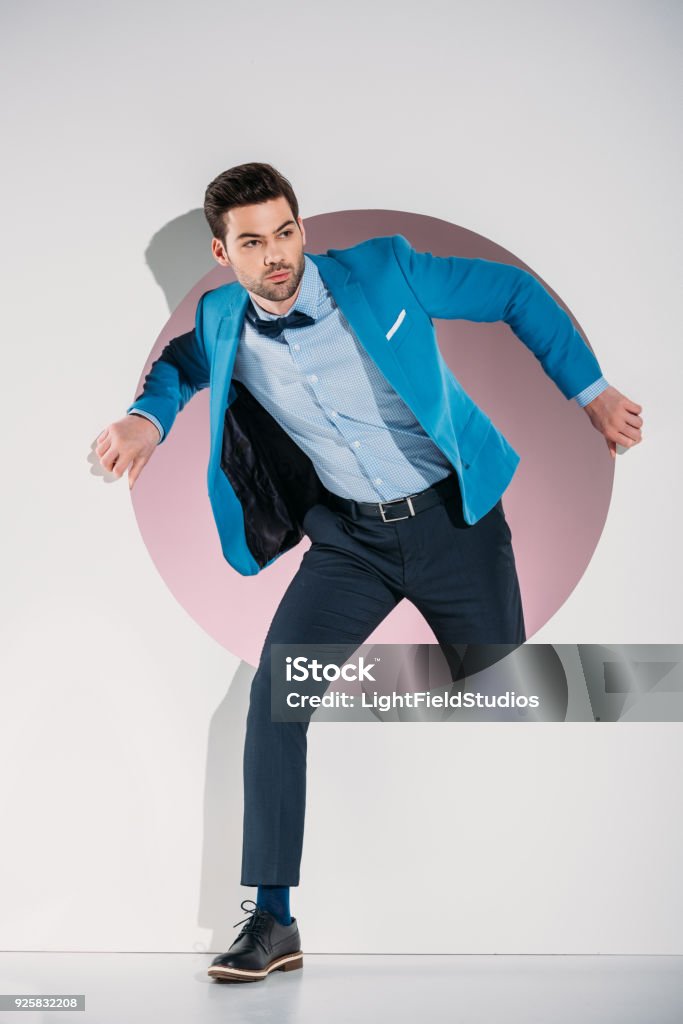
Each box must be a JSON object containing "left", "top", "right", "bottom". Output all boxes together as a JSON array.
[{"left": 207, "top": 951, "right": 304, "bottom": 982}]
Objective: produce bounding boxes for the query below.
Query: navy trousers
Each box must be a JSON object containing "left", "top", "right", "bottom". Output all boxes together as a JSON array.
[{"left": 240, "top": 472, "right": 525, "bottom": 886}]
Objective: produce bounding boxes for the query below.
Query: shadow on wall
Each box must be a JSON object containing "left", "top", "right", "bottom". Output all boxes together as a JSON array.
[
  {"left": 145, "top": 209, "right": 217, "bottom": 313},
  {"left": 146, "top": 209, "right": 256, "bottom": 952},
  {"left": 196, "top": 661, "right": 254, "bottom": 953}
]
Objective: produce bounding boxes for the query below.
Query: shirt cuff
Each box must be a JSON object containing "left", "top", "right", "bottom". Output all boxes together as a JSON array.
[
  {"left": 573, "top": 376, "right": 609, "bottom": 407},
  {"left": 129, "top": 409, "right": 164, "bottom": 442}
]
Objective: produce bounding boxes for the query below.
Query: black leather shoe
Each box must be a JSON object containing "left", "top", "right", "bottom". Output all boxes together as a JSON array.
[{"left": 207, "top": 899, "right": 303, "bottom": 983}]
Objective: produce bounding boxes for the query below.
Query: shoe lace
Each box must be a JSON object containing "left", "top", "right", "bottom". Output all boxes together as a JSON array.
[{"left": 232, "top": 899, "right": 271, "bottom": 945}]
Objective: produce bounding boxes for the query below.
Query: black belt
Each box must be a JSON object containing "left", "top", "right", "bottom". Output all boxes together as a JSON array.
[{"left": 325, "top": 472, "right": 458, "bottom": 523}]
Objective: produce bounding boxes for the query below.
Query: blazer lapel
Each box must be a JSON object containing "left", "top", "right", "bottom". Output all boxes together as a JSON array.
[
  {"left": 210, "top": 287, "right": 250, "bottom": 442},
  {"left": 309, "top": 252, "right": 418, "bottom": 407}
]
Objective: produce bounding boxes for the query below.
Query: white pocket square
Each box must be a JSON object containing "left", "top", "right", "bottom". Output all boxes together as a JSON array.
[{"left": 385, "top": 308, "right": 406, "bottom": 341}]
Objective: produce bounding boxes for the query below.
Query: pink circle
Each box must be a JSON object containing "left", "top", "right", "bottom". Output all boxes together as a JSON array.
[{"left": 130, "top": 210, "right": 613, "bottom": 665}]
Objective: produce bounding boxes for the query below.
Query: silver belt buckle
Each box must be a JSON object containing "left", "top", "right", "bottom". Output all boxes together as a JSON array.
[{"left": 378, "top": 495, "right": 415, "bottom": 523}]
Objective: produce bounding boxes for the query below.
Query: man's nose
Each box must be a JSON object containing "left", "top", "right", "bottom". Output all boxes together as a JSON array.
[{"left": 264, "top": 243, "right": 287, "bottom": 265}]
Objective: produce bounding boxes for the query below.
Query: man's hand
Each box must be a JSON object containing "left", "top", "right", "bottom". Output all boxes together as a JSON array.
[
  {"left": 95, "top": 414, "right": 161, "bottom": 489},
  {"left": 583, "top": 385, "right": 643, "bottom": 459}
]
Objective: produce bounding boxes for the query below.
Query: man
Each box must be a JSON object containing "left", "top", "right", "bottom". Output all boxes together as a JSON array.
[{"left": 96, "top": 162, "right": 643, "bottom": 982}]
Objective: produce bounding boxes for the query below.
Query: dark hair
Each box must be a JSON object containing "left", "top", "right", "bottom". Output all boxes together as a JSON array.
[{"left": 203, "top": 162, "right": 300, "bottom": 242}]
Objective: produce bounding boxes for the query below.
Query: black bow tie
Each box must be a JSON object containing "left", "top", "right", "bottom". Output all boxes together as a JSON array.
[{"left": 246, "top": 307, "right": 316, "bottom": 339}]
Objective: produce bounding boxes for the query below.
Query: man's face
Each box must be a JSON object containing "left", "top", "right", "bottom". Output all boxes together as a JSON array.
[{"left": 211, "top": 196, "right": 306, "bottom": 310}]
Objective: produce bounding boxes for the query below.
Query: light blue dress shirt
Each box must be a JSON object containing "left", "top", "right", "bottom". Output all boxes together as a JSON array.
[{"left": 132, "top": 254, "right": 608, "bottom": 501}]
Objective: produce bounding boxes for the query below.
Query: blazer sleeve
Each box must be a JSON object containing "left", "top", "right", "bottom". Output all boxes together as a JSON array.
[
  {"left": 391, "top": 233, "right": 604, "bottom": 401},
  {"left": 126, "top": 292, "right": 212, "bottom": 443}
]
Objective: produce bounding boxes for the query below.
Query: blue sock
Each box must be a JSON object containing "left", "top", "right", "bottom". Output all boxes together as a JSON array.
[{"left": 256, "top": 885, "right": 292, "bottom": 926}]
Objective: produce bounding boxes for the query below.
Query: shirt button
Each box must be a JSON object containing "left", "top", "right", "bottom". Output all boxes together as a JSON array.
[
  {"left": 309, "top": 374, "right": 318, "bottom": 383},
  {"left": 330, "top": 410, "right": 338, "bottom": 417},
  {"left": 293, "top": 343, "right": 301, "bottom": 351},
  {"left": 374, "top": 478, "right": 383, "bottom": 485},
  {"left": 353, "top": 440, "right": 361, "bottom": 448}
]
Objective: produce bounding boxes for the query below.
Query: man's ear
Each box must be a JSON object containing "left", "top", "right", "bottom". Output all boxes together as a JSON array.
[
  {"left": 211, "top": 236, "right": 231, "bottom": 268},
  {"left": 298, "top": 216, "right": 306, "bottom": 248}
]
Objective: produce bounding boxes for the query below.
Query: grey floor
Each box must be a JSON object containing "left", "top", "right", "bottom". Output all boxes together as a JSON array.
[{"left": 1, "top": 953, "right": 683, "bottom": 1023}]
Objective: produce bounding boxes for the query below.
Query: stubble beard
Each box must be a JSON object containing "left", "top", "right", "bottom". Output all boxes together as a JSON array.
[{"left": 243, "top": 251, "right": 306, "bottom": 303}]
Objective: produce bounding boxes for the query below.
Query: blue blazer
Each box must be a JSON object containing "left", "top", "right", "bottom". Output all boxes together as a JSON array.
[{"left": 128, "top": 234, "right": 603, "bottom": 576}]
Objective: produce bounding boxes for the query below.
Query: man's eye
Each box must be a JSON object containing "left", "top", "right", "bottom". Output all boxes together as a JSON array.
[{"left": 244, "top": 230, "right": 291, "bottom": 248}]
